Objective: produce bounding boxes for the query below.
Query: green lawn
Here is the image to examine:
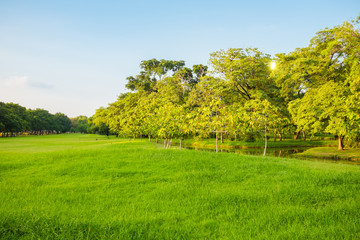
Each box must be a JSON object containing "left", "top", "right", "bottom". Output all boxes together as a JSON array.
[{"left": 1, "top": 134, "right": 360, "bottom": 239}]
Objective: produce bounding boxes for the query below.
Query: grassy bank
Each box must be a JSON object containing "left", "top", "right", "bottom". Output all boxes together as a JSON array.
[
  {"left": 1, "top": 134, "right": 360, "bottom": 239},
  {"left": 298, "top": 147, "right": 360, "bottom": 163}
]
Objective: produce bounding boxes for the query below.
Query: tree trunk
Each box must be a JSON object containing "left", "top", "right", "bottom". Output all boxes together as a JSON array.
[
  {"left": 263, "top": 115, "right": 267, "bottom": 156},
  {"left": 279, "top": 132, "right": 282, "bottom": 141},
  {"left": 302, "top": 131, "right": 306, "bottom": 141},
  {"left": 220, "top": 132, "right": 223, "bottom": 144},
  {"left": 338, "top": 135, "right": 344, "bottom": 150},
  {"left": 166, "top": 139, "right": 172, "bottom": 149},
  {"left": 234, "top": 133, "right": 237, "bottom": 142},
  {"left": 156, "top": 138, "right": 158, "bottom": 143},
  {"left": 148, "top": 135, "right": 151, "bottom": 142},
  {"left": 216, "top": 131, "right": 218, "bottom": 153},
  {"left": 180, "top": 139, "right": 182, "bottom": 150},
  {"left": 164, "top": 139, "right": 167, "bottom": 149},
  {"left": 293, "top": 131, "right": 300, "bottom": 140}
]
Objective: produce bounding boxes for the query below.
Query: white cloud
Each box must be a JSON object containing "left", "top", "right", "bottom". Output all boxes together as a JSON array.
[
  {"left": 2, "top": 76, "right": 29, "bottom": 87},
  {"left": 1, "top": 76, "right": 53, "bottom": 89},
  {"left": 29, "top": 81, "right": 53, "bottom": 89}
]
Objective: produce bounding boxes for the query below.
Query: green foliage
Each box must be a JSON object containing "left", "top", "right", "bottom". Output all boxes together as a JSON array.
[
  {"left": 209, "top": 48, "right": 272, "bottom": 101},
  {"left": 88, "top": 108, "right": 111, "bottom": 135},
  {"left": 70, "top": 116, "right": 89, "bottom": 133},
  {"left": 53, "top": 113, "right": 72, "bottom": 133},
  {"left": 244, "top": 131, "right": 259, "bottom": 142},
  {"left": 93, "top": 17, "right": 360, "bottom": 150},
  {"left": 27, "top": 109, "right": 54, "bottom": 131},
  {"left": 0, "top": 102, "right": 29, "bottom": 133},
  {"left": 286, "top": 18, "right": 360, "bottom": 149},
  {"left": 125, "top": 59, "right": 186, "bottom": 93},
  {"left": 0, "top": 102, "right": 71, "bottom": 135}
]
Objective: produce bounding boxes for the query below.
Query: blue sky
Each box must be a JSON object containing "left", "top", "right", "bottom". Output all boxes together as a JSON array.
[{"left": 0, "top": 0, "right": 359, "bottom": 117}]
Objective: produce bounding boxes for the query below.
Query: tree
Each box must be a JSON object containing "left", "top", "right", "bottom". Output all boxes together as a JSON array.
[
  {"left": 209, "top": 48, "right": 287, "bottom": 142},
  {"left": 90, "top": 107, "right": 111, "bottom": 135},
  {"left": 140, "top": 59, "right": 185, "bottom": 80},
  {"left": 156, "top": 103, "right": 185, "bottom": 148},
  {"left": 106, "top": 92, "right": 145, "bottom": 138},
  {"left": 209, "top": 48, "right": 272, "bottom": 101},
  {"left": 187, "top": 76, "right": 229, "bottom": 150},
  {"left": 28, "top": 109, "right": 54, "bottom": 133},
  {"left": 173, "top": 67, "right": 193, "bottom": 97},
  {"left": 126, "top": 59, "right": 186, "bottom": 93},
  {"left": 70, "top": 116, "right": 89, "bottom": 133},
  {"left": 192, "top": 64, "right": 208, "bottom": 86},
  {"left": 289, "top": 81, "right": 360, "bottom": 150},
  {"left": 53, "top": 113, "right": 71, "bottom": 133},
  {"left": 286, "top": 18, "right": 360, "bottom": 150},
  {"left": 0, "top": 102, "right": 29, "bottom": 135}
]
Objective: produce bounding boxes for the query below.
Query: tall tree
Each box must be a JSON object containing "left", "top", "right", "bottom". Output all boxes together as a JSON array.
[
  {"left": 53, "top": 113, "right": 71, "bottom": 133},
  {"left": 70, "top": 116, "right": 89, "bottom": 133},
  {"left": 0, "top": 102, "right": 29, "bottom": 135},
  {"left": 286, "top": 18, "right": 360, "bottom": 149},
  {"left": 90, "top": 107, "right": 111, "bottom": 135},
  {"left": 28, "top": 109, "right": 54, "bottom": 133},
  {"left": 126, "top": 59, "right": 186, "bottom": 93},
  {"left": 209, "top": 48, "right": 272, "bottom": 101}
]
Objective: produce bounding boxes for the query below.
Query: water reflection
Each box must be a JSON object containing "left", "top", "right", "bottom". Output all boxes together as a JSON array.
[
  {"left": 180, "top": 145, "right": 360, "bottom": 165},
  {"left": 183, "top": 145, "right": 310, "bottom": 158}
]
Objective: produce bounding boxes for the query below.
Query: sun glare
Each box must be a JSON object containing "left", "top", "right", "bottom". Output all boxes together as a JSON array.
[{"left": 270, "top": 61, "right": 276, "bottom": 70}]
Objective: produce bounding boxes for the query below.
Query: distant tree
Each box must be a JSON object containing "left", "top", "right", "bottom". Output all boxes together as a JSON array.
[
  {"left": 0, "top": 102, "right": 77, "bottom": 136},
  {"left": 174, "top": 67, "right": 193, "bottom": 96},
  {"left": 70, "top": 116, "right": 89, "bottom": 133},
  {"left": 192, "top": 64, "right": 208, "bottom": 86},
  {"left": 27, "top": 109, "right": 54, "bottom": 133},
  {"left": 53, "top": 113, "right": 71, "bottom": 133},
  {"left": 90, "top": 108, "right": 111, "bottom": 135},
  {"left": 0, "top": 102, "right": 29, "bottom": 135}
]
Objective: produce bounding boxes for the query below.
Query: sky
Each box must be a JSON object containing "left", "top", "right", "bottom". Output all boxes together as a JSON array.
[{"left": 0, "top": 0, "right": 359, "bottom": 118}]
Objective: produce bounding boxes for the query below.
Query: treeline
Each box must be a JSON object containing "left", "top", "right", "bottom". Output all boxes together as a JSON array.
[
  {"left": 0, "top": 102, "right": 71, "bottom": 136},
  {"left": 92, "top": 18, "right": 360, "bottom": 150},
  {"left": 0, "top": 102, "right": 111, "bottom": 137},
  {"left": 70, "top": 115, "right": 110, "bottom": 135}
]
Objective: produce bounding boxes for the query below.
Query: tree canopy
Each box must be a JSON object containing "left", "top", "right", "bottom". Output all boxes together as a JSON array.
[
  {"left": 0, "top": 102, "right": 72, "bottom": 136},
  {"left": 92, "top": 16, "right": 360, "bottom": 150}
]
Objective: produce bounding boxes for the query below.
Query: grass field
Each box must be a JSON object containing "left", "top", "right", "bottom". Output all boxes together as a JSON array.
[{"left": 1, "top": 134, "right": 360, "bottom": 239}]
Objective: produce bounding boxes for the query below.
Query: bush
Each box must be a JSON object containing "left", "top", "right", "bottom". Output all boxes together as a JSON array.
[{"left": 244, "top": 132, "right": 260, "bottom": 142}]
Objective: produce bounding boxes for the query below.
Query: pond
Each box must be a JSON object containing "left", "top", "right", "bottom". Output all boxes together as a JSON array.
[
  {"left": 180, "top": 145, "right": 360, "bottom": 165},
  {"left": 182, "top": 145, "right": 310, "bottom": 157}
]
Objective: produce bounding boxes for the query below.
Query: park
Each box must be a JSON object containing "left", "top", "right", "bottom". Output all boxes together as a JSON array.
[{"left": 1, "top": 2, "right": 360, "bottom": 239}]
